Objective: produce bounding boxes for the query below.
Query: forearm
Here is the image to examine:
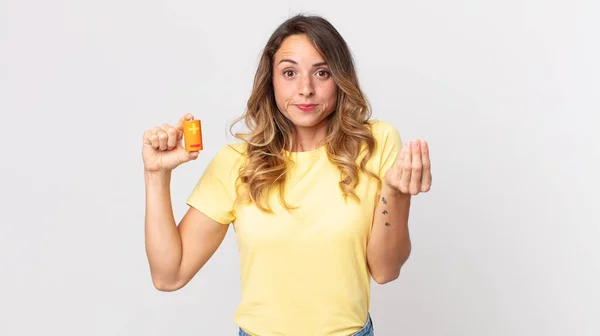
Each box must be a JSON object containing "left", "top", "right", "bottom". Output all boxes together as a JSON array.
[
  {"left": 144, "top": 170, "right": 183, "bottom": 285},
  {"left": 366, "top": 184, "right": 412, "bottom": 284}
]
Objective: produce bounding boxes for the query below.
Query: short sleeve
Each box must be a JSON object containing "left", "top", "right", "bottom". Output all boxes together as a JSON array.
[
  {"left": 186, "top": 144, "right": 244, "bottom": 224},
  {"left": 371, "top": 120, "right": 403, "bottom": 180}
]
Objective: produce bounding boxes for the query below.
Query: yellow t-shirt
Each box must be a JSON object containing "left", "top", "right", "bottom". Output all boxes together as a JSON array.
[{"left": 186, "top": 120, "right": 402, "bottom": 336}]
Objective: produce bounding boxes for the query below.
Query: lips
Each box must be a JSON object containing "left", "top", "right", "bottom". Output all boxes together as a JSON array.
[{"left": 294, "top": 104, "right": 318, "bottom": 112}]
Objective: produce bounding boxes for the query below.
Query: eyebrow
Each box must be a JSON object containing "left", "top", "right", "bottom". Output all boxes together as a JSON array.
[{"left": 278, "top": 59, "right": 328, "bottom": 67}]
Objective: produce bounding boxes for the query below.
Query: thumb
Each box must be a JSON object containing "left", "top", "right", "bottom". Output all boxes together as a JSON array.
[{"left": 179, "top": 149, "right": 199, "bottom": 163}]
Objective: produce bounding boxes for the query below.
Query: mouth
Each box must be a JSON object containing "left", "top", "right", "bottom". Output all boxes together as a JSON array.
[{"left": 294, "top": 104, "right": 318, "bottom": 112}]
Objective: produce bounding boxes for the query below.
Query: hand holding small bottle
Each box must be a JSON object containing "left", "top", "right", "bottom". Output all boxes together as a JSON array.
[{"left": 142, "top": 113, "right": 203, "bottom": 173}]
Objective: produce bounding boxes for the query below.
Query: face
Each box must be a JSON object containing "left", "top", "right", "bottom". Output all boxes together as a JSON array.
[{"left": 272, "top": 34, "right": 338, "bottom": 131}]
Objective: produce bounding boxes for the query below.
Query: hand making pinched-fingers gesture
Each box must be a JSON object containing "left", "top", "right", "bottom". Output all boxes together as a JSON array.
[{"left": 384, "top": 140, "right": 432, "bottom": 196}]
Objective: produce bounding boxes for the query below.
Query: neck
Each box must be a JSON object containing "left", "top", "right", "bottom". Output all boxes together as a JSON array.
[{"left": 290, "top": 120, "right": 329, "bottom": 152}]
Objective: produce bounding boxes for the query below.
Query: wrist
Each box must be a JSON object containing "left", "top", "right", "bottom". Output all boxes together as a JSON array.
[
  {"left": 144, "top": 169, "right": 172, "bottom": 183},
  {"left": 382, "top": 183, "right": 411, "bottom": 200}
]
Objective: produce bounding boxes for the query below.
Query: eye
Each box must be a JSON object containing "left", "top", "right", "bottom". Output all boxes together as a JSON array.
[
  {"left": 316, "top": 69, "right": 330, "bottom": 78},
  {"left": 283, "top": 70, "right": 295, "bottom": 78}
]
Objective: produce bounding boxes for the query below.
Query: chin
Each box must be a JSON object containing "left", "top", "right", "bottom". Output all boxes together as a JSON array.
[
  {"left": 286, "top": 109, "right": 334, "bottom": 129},
  {"left": 287, "top": 114, "right": 325, "bottom": 128}
]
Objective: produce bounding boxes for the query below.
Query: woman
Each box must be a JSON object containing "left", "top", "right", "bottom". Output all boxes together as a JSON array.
[{"left": 142, "top": 14, "right": 432, "bottom": 336}]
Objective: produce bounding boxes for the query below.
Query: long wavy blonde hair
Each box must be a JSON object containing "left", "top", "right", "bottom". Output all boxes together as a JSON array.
[{"left": 230, "top": 14, "right": 380, "bottom": 213}]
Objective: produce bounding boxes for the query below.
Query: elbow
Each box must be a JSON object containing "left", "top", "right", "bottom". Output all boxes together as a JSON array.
[
  {"left": 151, "top": 275, "right": 184, "bottom": 292},
  {"left": 369, "top": 249, "right": 411, "bottom": 285},
  {"left": 372, "top": 269, "right": 401, "bottom": 285},
  {"left": 371, "top": 255, "right": 410, "bottom": 284},
  {"left": 153, "top": 282, "right": 180, "bottom": 292}
]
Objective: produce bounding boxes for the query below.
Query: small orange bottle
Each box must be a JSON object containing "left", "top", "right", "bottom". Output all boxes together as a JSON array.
[{"left": 183, "top": 119, "right": 203, "bottom": 151}]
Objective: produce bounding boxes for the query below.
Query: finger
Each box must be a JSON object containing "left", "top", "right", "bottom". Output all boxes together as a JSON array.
[
  {"left": 175, "top": 113, "right": 194, "bottom": 140},
  {"left": 420, "top": 140, "right": 432, "bottom": 192},
  {"left": 390, "top": 143, "right": 406, "bottom": 183},
  {"left": 160, "top": 124, "right": 179, "bottom": 150},
  {"left": 156, "top": 129, "right": 168, "bottom": 151},
  {"left": 397, "top": 145, "right": 408, "bottom": 183},
  {"left": 143, "top": 130, "right": 156, "bottom": 147},
  {"left": 149, "top": 127, "right": 161, "bottom": 149},
  {"left": 396, "top": 142, "right": 406, "bottom": 168},
  {"left": 175, "top": 113, "right": 194, "bottom": 130},
  {"left": 409, "top": 140, "right": 423, "bottom": 195},
  {"left": 180, "top": 148, "right": 200, "bottom": 163},
  {"left": 399, "top": 142, "right": 412, "bottom": 194}
]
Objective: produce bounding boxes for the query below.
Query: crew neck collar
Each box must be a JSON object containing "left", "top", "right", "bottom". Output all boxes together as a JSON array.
[{"left": 283, "top": 144, "right": 326, "bottom": 159}]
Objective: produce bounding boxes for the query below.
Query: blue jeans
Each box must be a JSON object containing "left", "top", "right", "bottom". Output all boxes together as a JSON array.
[{"left": 238, "top": 313, "right": 374, "bottom": 336}]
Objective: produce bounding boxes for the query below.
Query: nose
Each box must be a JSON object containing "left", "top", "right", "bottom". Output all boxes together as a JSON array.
[{"left": 299, "top": 75, "right": 314, "bottom": 97}]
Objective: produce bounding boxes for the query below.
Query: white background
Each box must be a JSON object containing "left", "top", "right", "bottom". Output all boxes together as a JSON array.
[{"left": 1, "top": 0, "right": 598, "bottom": 335}]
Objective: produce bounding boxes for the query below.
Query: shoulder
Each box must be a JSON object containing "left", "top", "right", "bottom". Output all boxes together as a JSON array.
[
  {"left": 219, "top": 141, "right": 247, "bottom": 157},
  {"left": 208, "top": 141, "right": 248, "bottom": 168},
  {"left": 363, "top": 120, "right": 403, "bottom": 175},
  {"left": 367, "top": 119, "right": 402, "bottom": 144}
]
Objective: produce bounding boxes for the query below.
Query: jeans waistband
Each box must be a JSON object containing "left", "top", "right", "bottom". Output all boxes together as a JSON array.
[{"left": 238, "top": 313, "right": 374, "bottom": 336}]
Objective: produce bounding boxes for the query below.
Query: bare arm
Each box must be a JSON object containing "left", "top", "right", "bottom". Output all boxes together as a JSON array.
[
  {"left": 367, "top": 139, "right": 432, "bottom": 284},
  {"left": 144, "top": 170, "right": 229, "bottom": 291},
  {"left": 366, "top": 185, "right": 412, "bottom": 284}
]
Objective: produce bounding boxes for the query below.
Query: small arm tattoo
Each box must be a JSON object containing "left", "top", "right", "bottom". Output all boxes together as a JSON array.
[{"left": 381, "top": 195, "right": 390, "bottom": 225}]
